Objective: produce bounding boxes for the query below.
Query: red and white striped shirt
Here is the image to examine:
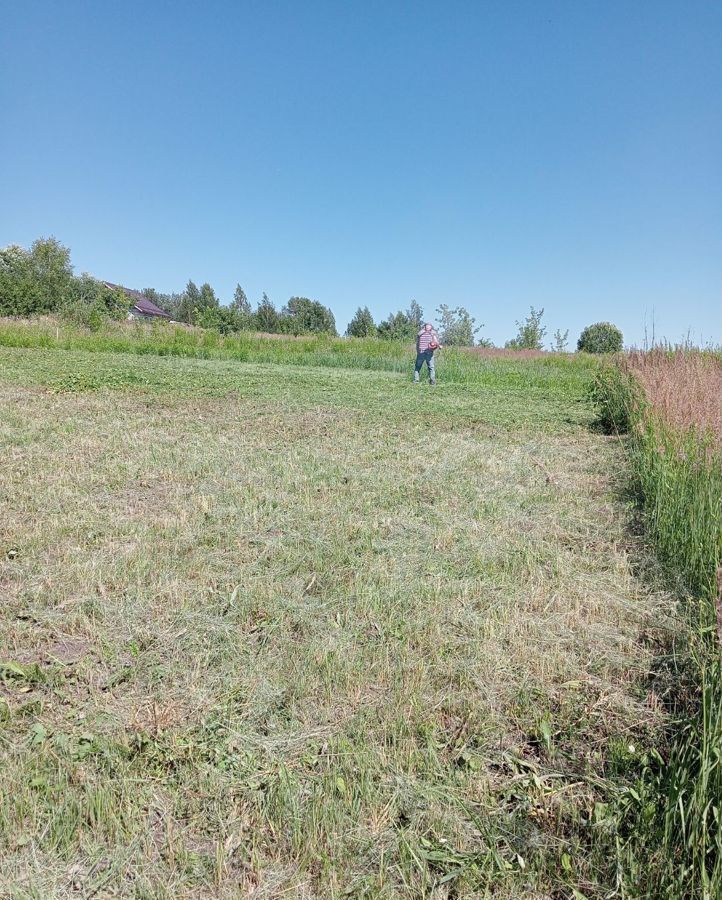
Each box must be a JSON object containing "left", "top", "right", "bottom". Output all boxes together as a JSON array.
[{"left": 417, "top": 328, "right": 440, "bottom": 352}]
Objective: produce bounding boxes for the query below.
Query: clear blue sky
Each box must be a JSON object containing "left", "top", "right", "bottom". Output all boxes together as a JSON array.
[{"left": 2, "top": 0, "right": 720, "bottom": 346}]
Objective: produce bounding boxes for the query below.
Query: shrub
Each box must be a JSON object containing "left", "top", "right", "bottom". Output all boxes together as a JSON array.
[
  {"left": 577, "top": 322, "right": 623, "bottom": 353},
  {"left": 550, "top": 328, "right": 569, "bottom": 352},
  {"left": 195, "top": 305, "right": 248, "bottom": 334},
  {"left": 505, "top": 306, "right": 546, "bottom": 350},
  {"left": 435, "top": 303, "right": 483, "bottom": 347},
  {"left": 59, "top": 275, "right": 129, "bottom": 331}
]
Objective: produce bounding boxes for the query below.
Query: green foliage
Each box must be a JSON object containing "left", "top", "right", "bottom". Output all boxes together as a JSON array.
[
  {"left": 0, "top": 319, "right": 599, "bottom": 398},
  {"left": 376, "top": 310, "right": 413, "bottom": 341},
  {"left": 59, "top": 275, "right": 130, "bottom": 330},
  {"left": 197, "top": 282, "right": 219, "bottom": 313},
  {"left": 577, "top": 321, "right": 623, "bottom": 354},
  {"left": 550, "top": 329, "right": 569, "bottom": 352},
  {"left": 376, "top": 302, "right": 424, "bottom": 341},
  {"left": 0, "top": 245, "right": 32, "bottom": 314},
  {"left": 435, "top": 303, "right": 482, "bottom": 347},
  {"left": 506, "top": 306, "right": 546, "bottom": 350},
  {"left": 254, "top": 293, "right": 280, "bottom": 333},
  {"left": 230, "top": 284, "right": 251, "bottom": 316},
  {"left": 407, "top": 299, "right": 424, "bottom": 331},
  {"left": 346, "top": 306, "right": 375, "bottom": 337},
  {"left": 194, "top": 305, "right": 241, "bottom": 334},
  {"left": 0, "top": 237, "right": 74, "bottom": 316},
  {"left": 173, "top": 280, "right": 200, "bottom": 325},
  {"left": 280, "top": 296, "right": 337, "bottom": 335},
  {"left": 588, "top": 364, "right": 638, "bottom": 433},
  {"left": 593, "top": 360, "right": 722, "bottom": 898}
]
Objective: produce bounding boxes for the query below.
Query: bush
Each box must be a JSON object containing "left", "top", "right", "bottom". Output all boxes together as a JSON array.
[
  {"left": 577, "top": 322, "right": 623, "bottom": 353},
  {"left": 435, "top": 304, "right": 483, "bottom": 347},
  {"left": 195, "top": 305, "right": 249, "bottom": 334},
  {"left": 59, "top": 276, "right": 129, "bottom": 331},
  {"left": 505, "top": 306, "right": 546, "bottom": 350}
]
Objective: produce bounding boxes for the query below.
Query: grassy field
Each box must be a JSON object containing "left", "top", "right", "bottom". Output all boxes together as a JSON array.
[
  {"left": 0, "top": 340, "right": 672, "bottom": 897},
  {"left": 593, "top": 350, "right": 721, "bottom": 900},
  {"left": 0, "top": 318, "right": 588, "bottom": 388}
]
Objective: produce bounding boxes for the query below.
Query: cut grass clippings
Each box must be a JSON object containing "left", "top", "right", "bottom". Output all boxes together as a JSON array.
[{"left": 0, "top": 339, "right": 673, "bottom": 898}]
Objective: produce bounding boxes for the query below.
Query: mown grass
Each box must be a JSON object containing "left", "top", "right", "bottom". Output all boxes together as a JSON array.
[
  {"left": 0, "top": 339, "right": 671, "bottom": 898},
  {"left": 593, "top": 352, "right": 722, "bottom": 899},
  {"left": 0, "top": 317, "right": 595, "bottom": 392},
  {"left": 0, "top": 345, "right": 594, "bottom": 436}
]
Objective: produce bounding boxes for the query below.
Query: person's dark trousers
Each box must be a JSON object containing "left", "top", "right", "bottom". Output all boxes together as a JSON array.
[{"left": 413, "top": 350, "right": 435, "bottom": 384}]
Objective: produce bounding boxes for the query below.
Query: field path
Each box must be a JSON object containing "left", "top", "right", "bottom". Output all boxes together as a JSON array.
[{"left": 0, "top": 349, "right": 668, "bottom": 898}]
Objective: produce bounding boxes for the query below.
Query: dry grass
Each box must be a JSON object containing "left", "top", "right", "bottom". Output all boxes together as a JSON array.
[
  {"left": 622, "top": 349, "right": 721, "bottom": 443},
  {"left": 0, "top": 348, "right": 672, "bottom": 897}
]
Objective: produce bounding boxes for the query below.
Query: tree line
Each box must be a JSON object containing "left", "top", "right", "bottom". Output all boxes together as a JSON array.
[
  {"left": 0, "top": 237, "right": 129, "bottom": 329},
  {"left": 0, "top": 237, "right": 623, "bottom": 351}
]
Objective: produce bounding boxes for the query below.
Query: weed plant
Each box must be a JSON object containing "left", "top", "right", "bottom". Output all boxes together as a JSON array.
[{"left": 593, "top": 351, "right": 722, "bottom": 899}]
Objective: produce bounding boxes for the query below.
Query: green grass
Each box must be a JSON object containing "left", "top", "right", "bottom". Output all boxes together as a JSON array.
[
  {"left": 0, "top": 317, "right": 596, "bottom": 390},
  {"left": 0, "top": 344, "right": 594, "bottom": 433},
  {"left": 0, "top": 338, "right": 671, "bottom": 898},
  {"left": 593, "top": 362, "right": 722, "bottom": 900}
]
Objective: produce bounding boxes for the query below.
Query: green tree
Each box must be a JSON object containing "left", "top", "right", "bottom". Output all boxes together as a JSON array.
[
  {"left": 0, "top": 244, "right": 32, "bottom": 315},
  {"left": 0, "top": 237, "right": 74, "bottom": 316},
  {"left": 505, "top": 306, "right": 546, "bottom": 350},
  {"left": 175, "top": 280, "right": 201, "bottom": 324},
  {"left": 377, "top": 310, "right": 411, "bottom": 340},
  {"left": 161, "top": 292, "right": 185, "bottom": 322},
  {"left": 281, "top": 296, "right": 337, "bottom": 335},
  {"left": 255, "top": 293, "right": 280, "bottom": 333},
  {"left": 346, "top": 306, "right": 375, "bottom": 337},
  {"left": 29, "top": 237, "right": 75, "bottom": 313},
  {"left": 407, "top": 299, "right": 424, "bottom": 331},
  {"left": 377, "top": 301, "right": 427, "bottom": 341},
  {"left": 231, "top": 284, "right": 251, "bottom": 316},
  {"left": 198, "top": 282, "right": 219, "bottom": 312},
  {"left": 435, "top": 304, "right": 482, "bottom": 347},
  {"left": 577, "top": 322, "right": 623, "bottom": 353},
  {"left": 550, "top": 328, "right": 569, "bottom": 352}
]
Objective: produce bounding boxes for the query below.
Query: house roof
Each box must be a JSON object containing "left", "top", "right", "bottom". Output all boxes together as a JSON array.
[{"left": 103, "top": 282, "right": 171, "bottom": 318}]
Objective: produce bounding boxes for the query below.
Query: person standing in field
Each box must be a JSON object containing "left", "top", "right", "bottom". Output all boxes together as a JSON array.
[{"left": 413, "top": 322, "right": 441, "bottom": 385}]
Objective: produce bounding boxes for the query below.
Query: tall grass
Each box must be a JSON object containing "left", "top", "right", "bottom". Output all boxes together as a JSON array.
[
  {"left": 0, "top": 316, "right": 595, "bottom": 393},
  {"left": 594, "top": 350, "right": 722, "bottom": 898}
]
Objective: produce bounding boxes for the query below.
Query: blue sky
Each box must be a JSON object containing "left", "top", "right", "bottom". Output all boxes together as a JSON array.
[{"left": 2, "top": 0, "right": 720, "bottom": 346}]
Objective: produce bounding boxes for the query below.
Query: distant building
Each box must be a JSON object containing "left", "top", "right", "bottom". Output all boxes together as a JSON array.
[{"left": 102, "top": 282, "right": 172, "bottom": 321}]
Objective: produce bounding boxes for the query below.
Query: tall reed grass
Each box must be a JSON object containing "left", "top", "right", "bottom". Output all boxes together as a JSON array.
[{"left": 594, "top": 350, "right": 722, "bottom": 899}]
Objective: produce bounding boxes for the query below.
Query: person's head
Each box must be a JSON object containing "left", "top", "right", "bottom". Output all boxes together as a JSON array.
[{"left": 424, "top": 323, "right": 433, "bottom": 332}]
